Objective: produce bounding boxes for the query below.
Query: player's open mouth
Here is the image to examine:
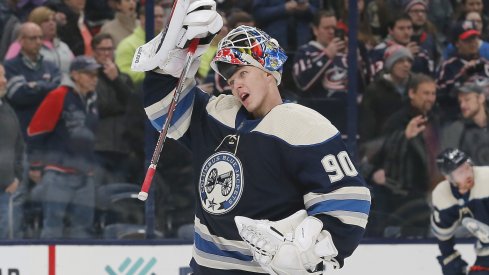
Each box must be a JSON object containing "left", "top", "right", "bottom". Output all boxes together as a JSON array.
[{"left": 240, "top": 93, "right": 249, "bottom": 102}]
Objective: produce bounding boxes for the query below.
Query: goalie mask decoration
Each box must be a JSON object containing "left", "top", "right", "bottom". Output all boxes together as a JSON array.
[{"left": 211, "top": 25, "right": 288, "bottom": 85}]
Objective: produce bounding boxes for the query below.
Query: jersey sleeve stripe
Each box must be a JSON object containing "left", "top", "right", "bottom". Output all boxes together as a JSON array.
[
  {"left": 193, "top": 217, "right": 264, "bottom": 272},
  {"left": 194, "top": 232, "right": 253, "bottom": 261},
  {"left": 431, "top": 217, "right": 460, "bottom": 241},
  {"left": 304, "top": 187, "right": 371, "bottom": 208},
  {"left": 145, "top": 82, "right": 194, "bottom": 120},
  {"left": 326, "top": 211, "right": 369, "bottom": 228},
  {"left": 306, "top": 199, "right": 370, "bottom": 228},
  {"left": 145, "top": 88, "right": 195, "bottom": 134}
]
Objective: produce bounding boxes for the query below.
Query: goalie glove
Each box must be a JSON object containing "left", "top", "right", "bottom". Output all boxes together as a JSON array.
[
  {"left": 131, "top": 0, "right": 223, "bottom": 76},
  {"left": 234, "top": 210, "right": 339, "bottom": 275}
]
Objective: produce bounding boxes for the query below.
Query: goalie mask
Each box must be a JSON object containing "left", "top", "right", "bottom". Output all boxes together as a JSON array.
[{"left": 210, "top": 25, "right": 287, "bottom": 85}]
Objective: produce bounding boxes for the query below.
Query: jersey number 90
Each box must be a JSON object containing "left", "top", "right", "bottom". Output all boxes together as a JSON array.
[{"left": 321, "top": 151, "right": 358, "bottom": 183}]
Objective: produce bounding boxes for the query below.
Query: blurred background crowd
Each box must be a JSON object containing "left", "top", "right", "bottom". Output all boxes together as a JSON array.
[{"left": 1, "top": 0, "right": 489, "bottom": 240}]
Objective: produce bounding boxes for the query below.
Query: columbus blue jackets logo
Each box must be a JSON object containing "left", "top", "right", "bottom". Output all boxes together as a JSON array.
[{"left": 199, "top": 152, "right": 244, "bottom": 215}]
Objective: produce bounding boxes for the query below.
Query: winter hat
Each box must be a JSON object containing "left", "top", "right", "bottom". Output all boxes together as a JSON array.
[
  {"left": 383, "top": 44, "right": 413, "bottom": 71},
  {"left": 403, "top": 0, "right": 428, "bottom": 12},
  {"left": 451, "top": 20, "right": 480, "bottom": 43}
]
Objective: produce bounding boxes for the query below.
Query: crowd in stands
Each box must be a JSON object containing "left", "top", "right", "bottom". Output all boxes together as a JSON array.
[{"left": 1, "top": 0, "right": 489, "bottom": 240}]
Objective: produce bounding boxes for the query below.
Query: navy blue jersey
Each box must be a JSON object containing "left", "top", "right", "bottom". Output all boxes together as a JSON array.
[
  {"left": 431, "top": 167, "right": 489, "bottom": 257},
  {"left": 292, "top": 41, "right": 369, "bottom": 98},
  {"left": 436, "top": 57, "right": 489, "bottom": 117},
  {"left": 143, "top": 72, "right": 371, "bottom": 274},
  {"left": 369, "top": 40, "right": 434, "bottom": 77}
]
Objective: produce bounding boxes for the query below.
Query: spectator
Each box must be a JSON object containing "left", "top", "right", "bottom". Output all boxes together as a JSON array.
[
  {"left": 99, "top": 0, "right": 137, "bottom": 47},
  {"left": 91, "top": 33, "right": 136, "bottom": 184},
  {"left": 368, "top": 73, "right": 441, "bottom": 237},
  {"left": 370, "top": 13, "right": 434, "bottom": 77},
  {"left": 338, "top": 0, "right": 377, "bottom": 49},
  {"left": 455, "top": 0, "right": 489, "bottom": 40},
  {"left": 442, "top": 11, "right": 489, "bottom": 60},
  {"left": 252, "top": 0, "right": 320, "bottom": 51},
  {"left": 426, "top": 0, "right": 454, "bottom": 44},
  {"left": 365, "top": 0, "right": 394, "bottom": 44},
  {"left": 84, "top": 0, "right": 116, "bottom": 33},
  {"left": 437, "top": 20, "right": 489, "bottom": 122},
  {"left": 5, "top": 6, "right": 74, "bottom": 78},
  {"left": 115, "top": 3, "right": 165, "bottom": 91},
  {"left": 292, "top": 10, "right": 369, "bottom": 98},
  {"left": 4, "top": 22, "right": 62, "bottom": 149},
  {"left": 0, "top": 0, "right": 46, "bottom": 60},
  {"left": 441, "top": 78, "right": 489, "bottom": 165},
  {"left": 404, "top": 0, "right": 440, "bottom": 68},
  {"left": 0, "top": 63, "right": 25, "bottom": 239},
  {"left": 28, "top": 56, "right": 100, "bottom": 239},
  {"left": 360, "top": 45, "right": 413, "bottom": 144},
  {"left": 50, "top": 0, "right": 93, "bottom": 56}
]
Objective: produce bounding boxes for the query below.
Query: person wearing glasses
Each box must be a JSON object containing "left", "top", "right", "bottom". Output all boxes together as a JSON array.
[
  {"left": 403, "top": 0, "right": 441, "bottom": 68},
  {"left": 90, "top": 32, "right": 138, "bottom": 187},
  {"left": 4, "top": 6, "right": 74, "bottom": 81},
  {"left": 4, "top": 22, "right": 61, "bottom": 183}
]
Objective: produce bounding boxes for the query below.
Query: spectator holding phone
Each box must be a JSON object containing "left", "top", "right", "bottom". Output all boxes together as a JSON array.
[
  {"left": 369, "top": 12, "right": 434, "bottom": 77},
  {"left": 404, "top": 0, "right": 441, "bottom": 68},
  {"left": 292, "top": 10, "right": 370, "bottom": 98}
]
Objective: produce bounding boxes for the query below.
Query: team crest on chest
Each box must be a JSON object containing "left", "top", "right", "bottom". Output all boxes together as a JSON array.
[{"left": 199, "top": 152, "right": 244, "bottom": 215}]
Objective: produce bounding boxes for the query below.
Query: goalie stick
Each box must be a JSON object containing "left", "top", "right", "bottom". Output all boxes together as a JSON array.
[
  {"left": 138, "top": 37, "right": 199, "bottom": 201},
  {"left": 137, "top": 0, "right": 201, "bottom": 201}
]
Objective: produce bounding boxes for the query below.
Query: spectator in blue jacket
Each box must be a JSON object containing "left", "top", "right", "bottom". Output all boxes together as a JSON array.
[
  {"left": 28, "top": 56, "right": 100, "bottom": 239},
  {"left": 4, "top": 22, "right": 61, "bottom": 182}
]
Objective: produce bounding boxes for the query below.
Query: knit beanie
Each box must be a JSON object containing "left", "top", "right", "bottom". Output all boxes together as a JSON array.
[
  {"left": 383, "top": 44, "right": 413, "bottom": 72},
  {"left": 403, "top": 0, "right": 428, "bottom": 12}
]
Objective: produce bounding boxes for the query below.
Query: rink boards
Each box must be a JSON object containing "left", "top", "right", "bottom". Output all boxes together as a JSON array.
[{"left": 0, "top": 241, "right": 478, "bottom": 275}]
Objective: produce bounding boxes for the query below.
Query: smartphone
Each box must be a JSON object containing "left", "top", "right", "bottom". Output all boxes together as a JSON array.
[
  {"left": 411, "top": 34, "right": 421, "bottom": 44},
  {"left": 334, "top": 28, "right": 345, "bottom": 40}
]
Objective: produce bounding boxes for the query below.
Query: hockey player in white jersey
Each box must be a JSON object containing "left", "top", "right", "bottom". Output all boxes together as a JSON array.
[
  {"left": 132, "top": 1, "right": 371, "bottom": 274},
  {"left": 432, "top": 148, "right": 489, "bottom": 275}
]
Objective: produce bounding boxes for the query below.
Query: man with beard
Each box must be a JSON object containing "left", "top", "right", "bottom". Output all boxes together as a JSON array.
[
  {"left": 441, "top": 78, "right": 489, "bottom": 165},
  {"left": 432, "top": 148, "right": 489, "bottom": 275},
  {"left": 367, "top": 73, "right": 442, "bottom": 237},
  {"left": 437, "top": 20, "right": 489, "bottom": 122}
]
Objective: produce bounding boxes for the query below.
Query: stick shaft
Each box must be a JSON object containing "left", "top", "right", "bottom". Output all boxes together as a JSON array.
[{"left": 138, "top": 38, "right": 200, "bottom": 201}]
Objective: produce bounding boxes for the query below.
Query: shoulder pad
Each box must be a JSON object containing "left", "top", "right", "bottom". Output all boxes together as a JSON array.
[{"left": 252, "top": 103, "right": 339, "bottom": 146}]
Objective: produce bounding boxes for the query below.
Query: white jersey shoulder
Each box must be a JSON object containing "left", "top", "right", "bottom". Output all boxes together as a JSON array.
[
  {"left": 470, "top": 166, "right": 489, "bottom": 200},
  {"left": 432, "top": 180, "right": 458, "bottom": 210},
  {"left": 206, "top": 94, "right": 241, "bottom": 129},
  {"left": 252, "top": 103, "right": 339, "bottom": 146}
]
